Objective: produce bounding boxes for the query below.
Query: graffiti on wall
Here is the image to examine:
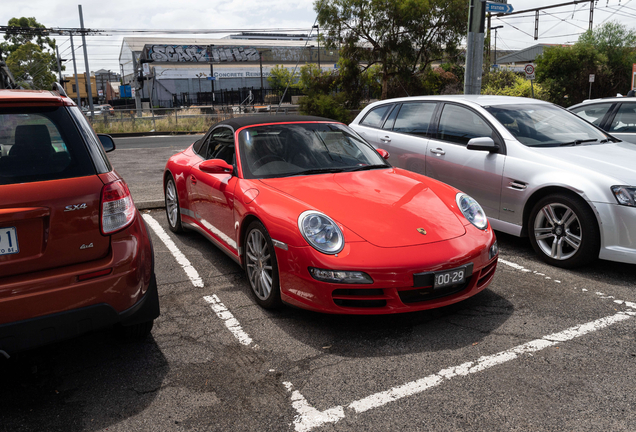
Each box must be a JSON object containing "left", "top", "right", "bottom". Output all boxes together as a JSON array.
[{"left": 146, "top": 45, "right": 261, "bottom": 63}]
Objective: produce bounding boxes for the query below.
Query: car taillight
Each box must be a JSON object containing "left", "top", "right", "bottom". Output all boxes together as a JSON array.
[{"left": 101, "top": 180, "right": 135, "bottom": 234}]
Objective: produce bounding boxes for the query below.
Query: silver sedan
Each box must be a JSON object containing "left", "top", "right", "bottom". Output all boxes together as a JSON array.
[{"left": 350, "top": 95, "right": 636, "bottom": 268}]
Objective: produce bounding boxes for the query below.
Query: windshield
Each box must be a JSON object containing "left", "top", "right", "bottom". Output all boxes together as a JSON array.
[
  {"left": 485, "top": 104, "right": 610, "bottom": 147},
  {"left": 238, "top": 123, "right": 389, "bottom": 179}
]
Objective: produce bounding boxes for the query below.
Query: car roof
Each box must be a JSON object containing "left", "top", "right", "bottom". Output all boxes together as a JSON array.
[
  {"left": 214, "top": 115, "right": 340, "bottom": 130},
  {"left": 0, "top": 89, "right": 74, "bottom": 106},
  {"left": 364, "top": 94, "right": 550, "bottom": 108},
  {"left": 570, "top": 97, "right": 636, "bottom": 108}
]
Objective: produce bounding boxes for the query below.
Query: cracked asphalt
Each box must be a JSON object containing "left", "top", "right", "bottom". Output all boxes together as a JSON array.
[{"left": 1, "top": 136, "right": 636, "bottom": 431}]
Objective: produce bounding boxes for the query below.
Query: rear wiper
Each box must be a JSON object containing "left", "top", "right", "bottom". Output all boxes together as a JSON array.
[
  {"left": 559, "top": 138, "right": 599, "bottom": 146},
  {"left": 290, "top": 168, "right": 346, "bottom": 176},
  {"left": 345, "top": 164, "right": 389, "bottom": 172}
]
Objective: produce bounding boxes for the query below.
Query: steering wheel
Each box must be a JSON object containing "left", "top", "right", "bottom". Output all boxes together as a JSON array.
[{"left": 253, "top": 154, "right": 285, "bottom": 169}]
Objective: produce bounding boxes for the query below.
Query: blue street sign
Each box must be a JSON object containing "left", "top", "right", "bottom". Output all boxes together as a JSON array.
[
  {"left": 485, "top": 2, "right": 514, "bottom": 13},
  {"left": 207, "top": 76, "right": 216, "bottom": 81}
]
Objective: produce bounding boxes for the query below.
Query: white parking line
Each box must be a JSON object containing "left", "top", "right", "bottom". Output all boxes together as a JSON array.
[
  {"left": 143, "top": 214, "right": 204, "bottom": 287},
  {"left": 204, "top": 295, "right": 253, "bottom": 346},
  {"left": 285, "top": 310, "right": 636, "bottom": 432},
  {"left": 144, "top": 213, "right": 255, "bottom": 347}
]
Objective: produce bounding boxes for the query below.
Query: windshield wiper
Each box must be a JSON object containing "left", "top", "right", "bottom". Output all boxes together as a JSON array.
[
  {"left": 345, "top": 164, "right": 389, "bottom": 172},
  {"left": 289, "top": 168, "right": 346, "bottom": 176},
  {"left": 558, "top": 138, "right": 599, "bottom": 146}
]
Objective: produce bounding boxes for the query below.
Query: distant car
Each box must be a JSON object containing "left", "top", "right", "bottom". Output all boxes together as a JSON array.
[
  {"left": 163, "top": 116, "right": 498, "bottom": 314},
  {"left": 569, "top": 96, "right": 636, "bottom": 144},
  {"left": 83, "top": 104, "right": 115, "bottom": 117},
  {"left": 350, "top": 95, "right": 636, "bottom": 268},
  {"left": 0, "top": 88, "right": 159, "bottom": 356}
]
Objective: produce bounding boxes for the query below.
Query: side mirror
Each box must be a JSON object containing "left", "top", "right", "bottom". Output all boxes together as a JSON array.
[
  {"left": 97, "top": 134, "right": 116, "bottom": 153},
  {"left": 467, "top": 137, "right": 499, "bottom": 152},
  {"left": 377, "top": 148, "right": 390, "bottom": 160},
  {"left": 199, "top": 159, "right": 234, "bottom": 174}
]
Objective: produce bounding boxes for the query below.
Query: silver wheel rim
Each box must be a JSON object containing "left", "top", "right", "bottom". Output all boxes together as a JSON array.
[
  {"left": 246, "top": 229, "right": 273, "bottom": 300},
  {"left": 166, "top": 180, "right": 179, "bottom": 227},
  {"left": 533, "top": 202, "right": 582, "bottom": 261}
]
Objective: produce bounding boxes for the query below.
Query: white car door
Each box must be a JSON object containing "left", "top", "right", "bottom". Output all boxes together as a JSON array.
[{"left": 425, "top": 103, "right": 506, "bottom": 220}]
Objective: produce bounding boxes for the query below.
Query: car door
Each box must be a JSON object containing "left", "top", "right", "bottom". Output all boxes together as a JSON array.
[
  {"left": 351, "top": 103, "right": 395, "bottom": 148},
  {"left": 380, "top": 101, "right": 438, "bottom": 175},
  {"left": 425, "top": 103, "right": 505, "bottom": 220},
  {"left": 191, "top": 126, "right": 239, "bottom": 253},
  {"left": 605, "top": 102, "right": 636, "bottom": 144}
]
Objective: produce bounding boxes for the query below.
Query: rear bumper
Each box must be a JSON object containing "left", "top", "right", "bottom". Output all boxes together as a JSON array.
[
  {"left": 0, "top": 212, "right": 159, "bottom": 354},
  {"left": 0, "top": 273, "right": 159, "bottom": 355}
]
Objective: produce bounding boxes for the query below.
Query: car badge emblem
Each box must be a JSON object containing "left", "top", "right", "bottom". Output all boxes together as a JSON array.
[
  {"left": 417, "top": 228, "right": 427, "bottom": 235},
  {"left": 80, "top": 243, "right": 94, "bottom": 250}
]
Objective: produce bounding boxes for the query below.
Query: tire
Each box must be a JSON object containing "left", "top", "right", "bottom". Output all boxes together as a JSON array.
[
  {"left": 165, "top": 175, "right": 183, "bottom": 233},
  {"left": 244, "top": 221, "right": 282, "bottom": 309},
  {"left": 528, "top": 193, "right": 600, "bottom": 268}
]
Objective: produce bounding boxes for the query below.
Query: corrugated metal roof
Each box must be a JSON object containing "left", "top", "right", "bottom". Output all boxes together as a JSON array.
[
  {"left": 497, "top": 43, "right": 570, "bottom": 64},
  {"left": 121, "top": 37, "right": 316, "bottom": 52}
]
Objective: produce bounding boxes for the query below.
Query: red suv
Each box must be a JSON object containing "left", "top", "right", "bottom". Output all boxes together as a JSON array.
[{"left": 0, "top": 89, "right": 159, "bottom": 357}]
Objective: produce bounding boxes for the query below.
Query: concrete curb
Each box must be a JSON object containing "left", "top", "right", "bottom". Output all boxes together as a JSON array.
[{"left": 136, "top": 200, "right": 165, "bottom": 210}]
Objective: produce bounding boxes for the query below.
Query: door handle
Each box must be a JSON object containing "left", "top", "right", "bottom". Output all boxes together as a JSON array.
[
  {"left": 190, "top": 175, "right": 197, "bottom": 184},
  {"left": 430, "top": 148, "right": 445, "bottom": 156},
  {"left": 380, "top": 136, "right": 391, "bottom": 143}
]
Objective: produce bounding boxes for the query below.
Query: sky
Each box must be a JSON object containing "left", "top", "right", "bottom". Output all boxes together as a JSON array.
[{"left": 1, "top": 0, "right": 635, "bottom": 75}]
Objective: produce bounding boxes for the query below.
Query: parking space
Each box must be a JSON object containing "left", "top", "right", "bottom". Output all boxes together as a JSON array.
[{"left": 2, "top": 137, "right": 636, "bottom": 431}]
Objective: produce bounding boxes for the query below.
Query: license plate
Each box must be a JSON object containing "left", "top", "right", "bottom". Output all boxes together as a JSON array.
[
  {"left": 433, "top": 266, "right": 467, "bottom": 289},
  {"left": 0, "top": 227, "right": 19, "bottom": 256}
]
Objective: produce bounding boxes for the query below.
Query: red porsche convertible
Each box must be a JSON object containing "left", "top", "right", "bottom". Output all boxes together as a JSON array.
[{"left": 163, "top": 116, "right": 498, "bottom": 314}]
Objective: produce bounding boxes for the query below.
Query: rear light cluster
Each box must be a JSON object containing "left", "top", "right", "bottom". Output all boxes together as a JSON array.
[{"left": 101, "top": 180, "right": 135, "bottom": 235}]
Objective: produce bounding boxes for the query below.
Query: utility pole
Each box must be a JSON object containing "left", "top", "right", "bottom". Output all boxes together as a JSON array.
[
  {"left": 133, "top": 54, "right": 141, "bottom": 116},
  {"left": 208, "top": 45, "right": 215, "bottom": 105},
  {"left": 55, "top": 46, "right": 64, "bottom": 83},
  {"left": 464, "top": 0, "right": 486, "bottom": 94},
  {"left": 78, "top": 5, "right": 94, "bottom": 117},
  {"left": 69, "top": 33, "right": 81, "bottom": 107},
  {"left": 313, "top": 25, "right": 321, "bottom": 69}
]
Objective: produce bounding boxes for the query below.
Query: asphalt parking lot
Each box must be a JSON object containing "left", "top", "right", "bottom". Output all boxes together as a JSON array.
[{"left": 2, "top": 136, "right": 636, "bottom": 431}]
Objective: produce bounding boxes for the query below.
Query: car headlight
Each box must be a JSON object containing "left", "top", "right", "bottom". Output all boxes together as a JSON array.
[
  {"left": 611, "top": 186, "right": 636, "bottom": 207},
  {"left": 298, "top": 210, "right": 344, "bottom": 254},
  {"left": 456, "top": 193, "right": 488, "bottom": 230}
]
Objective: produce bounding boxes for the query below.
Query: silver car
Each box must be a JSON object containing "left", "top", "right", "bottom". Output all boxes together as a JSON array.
[
  {"left": 350, "top": 95, "right": 636, "bottom": 268},
  {"left": 569, "top": 96, "right": 636, "bottom": 144}
]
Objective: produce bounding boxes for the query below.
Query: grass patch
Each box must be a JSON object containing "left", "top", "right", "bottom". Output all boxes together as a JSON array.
[{"left": 91, "top": 110, "right": 234, "bottom": 134}]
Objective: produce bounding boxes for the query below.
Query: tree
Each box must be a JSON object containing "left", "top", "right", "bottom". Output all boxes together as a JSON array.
[
  {"left": 482, "top": 69, "right": 546, "bottom": 99},
  {"left": 267, "top": 65, "right": 299, "bottom": 92},
  {"left": 315, "top": 0, "right": 467, "bottom": 99},
  {"left": 536, "top": 22, "right": 636, "bottom": 106},
  {"left": 1, "top": 17, "right": 60, "bottom": 89}
]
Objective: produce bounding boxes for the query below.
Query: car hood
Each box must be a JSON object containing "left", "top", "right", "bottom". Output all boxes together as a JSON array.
[
  {"left": 538, "top": 142, "right": 636, "bottom": 183},
  {"left": 259, "top": 168, "right": 467, "bottom": 248}
]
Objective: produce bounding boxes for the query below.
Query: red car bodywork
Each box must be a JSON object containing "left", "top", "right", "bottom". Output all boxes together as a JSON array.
[
  {"left": 164, "top": 117, "right": 497, "bottom": 314},
  {"left": 0, "top": 90, "right": 158, "bottom": 355}
]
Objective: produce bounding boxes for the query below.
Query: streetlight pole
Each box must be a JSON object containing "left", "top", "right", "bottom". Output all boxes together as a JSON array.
[
  {"left": 208, "top": 45, "right": 215, "bottom": 105},
  {"left": 313, "top": 25, "right": 320, "bottom": 69},
  {"left": 492, "top": 25, "right": 503, "bottom": 66}
]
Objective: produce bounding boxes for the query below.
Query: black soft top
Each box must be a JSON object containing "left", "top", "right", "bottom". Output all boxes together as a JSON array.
[{"left": 215, "top": 115, "right": 340, "bottom": 130}]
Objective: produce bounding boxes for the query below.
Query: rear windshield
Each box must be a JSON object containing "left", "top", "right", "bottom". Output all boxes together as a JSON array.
[{"left": 0, "top": 106, "right": 95, "bottom": 185}]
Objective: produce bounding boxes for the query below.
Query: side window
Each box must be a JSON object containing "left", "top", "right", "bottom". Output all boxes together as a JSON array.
[
  {"left": 206, "top": 127, "right": 235, "bottom": 164},
  {"left": 437, "top": 104, "right": 494, "bottom": 146},
  {"left": 360, "top": 104, "right": 392, "bottom": 128},
  {"left": 609, "top": 103, "right": 636, "bottom": 133},
  {"left": 570, "top": 103, "right": 614, "bottom": 127},
  {"left": 382, "top": 104, "right": 400, "bottom": 130},
  {"left": 392, "top": 102, "right": 437, "bottom": 136}
]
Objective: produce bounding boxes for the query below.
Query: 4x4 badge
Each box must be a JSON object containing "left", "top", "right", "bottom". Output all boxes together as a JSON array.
[
  {"left": 65, "top": 203, "right": 87, "bottom": 212},
  {"left": 80, "top": 243, "right": 94, "bottom": 250}
]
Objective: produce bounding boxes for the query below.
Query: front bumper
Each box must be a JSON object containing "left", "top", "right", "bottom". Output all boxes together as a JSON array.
[
  {"left": 277, "top": 228, "right": 498, "bottom": 314},
  {"left": 595, "top": 203, "right": 636, "bottom": 264}
]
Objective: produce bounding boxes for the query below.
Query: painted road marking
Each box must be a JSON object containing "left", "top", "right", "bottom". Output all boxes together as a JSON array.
[
  {"left": 144, "top": 214, "right": 254, "bottom": 347},
  {"left": 285, "top": 309, "right": 636, "bottom": 432},
  {"left": 204, "top": 295, "right": 254, "bottom": 346},
  {"left": 143, "top": 214, "right": 204, "bottom": 287},
  {"left": 499, "top": 258, "right": 562, "bottom": 283}
]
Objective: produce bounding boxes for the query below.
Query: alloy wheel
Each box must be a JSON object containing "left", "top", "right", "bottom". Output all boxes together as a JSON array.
[{"left": 533, "top": 202, "right": 582, "bottom": 261}]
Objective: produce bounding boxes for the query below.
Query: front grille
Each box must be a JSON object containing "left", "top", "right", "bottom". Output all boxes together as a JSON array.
[
  {"left": 397, "top": 278, "right": 471, "bottom": 304},
  {"left": 332, "top": 288, "right": 387, "bottom": 308}
]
